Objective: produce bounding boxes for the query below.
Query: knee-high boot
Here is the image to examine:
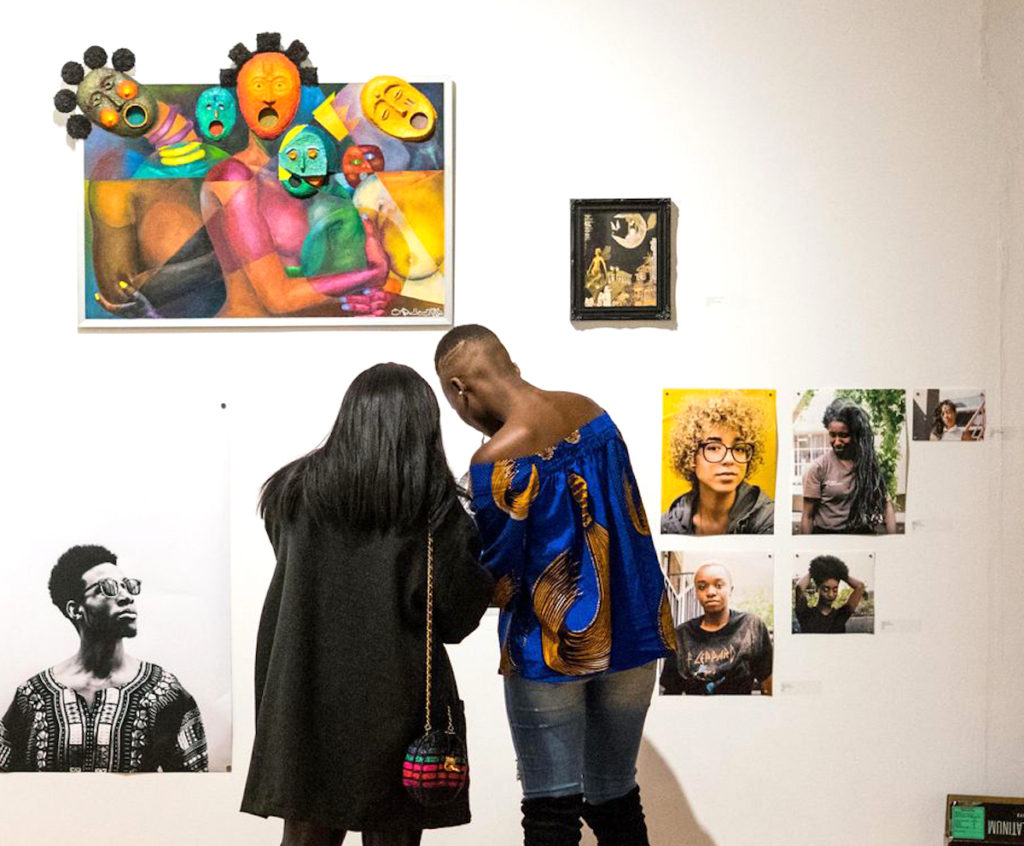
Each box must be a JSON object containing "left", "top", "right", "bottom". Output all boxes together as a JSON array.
[
  {"left": 521, "top": 793, "right": 584, "bottom": 846},
  {"left": 581, "top": 786, "right": 649, "bottom": 846}
]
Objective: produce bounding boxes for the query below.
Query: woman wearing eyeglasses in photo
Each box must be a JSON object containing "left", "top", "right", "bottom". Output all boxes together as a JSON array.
[
  {"left": 661, "top": 393, "right": 775, "bottom": 535},
  {"left": 241, "top": 363, "right": 494, "bottom": 846}
]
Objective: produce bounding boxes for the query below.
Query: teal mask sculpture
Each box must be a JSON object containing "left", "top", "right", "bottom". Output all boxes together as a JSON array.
[
  {"left": 196, "top": 87, "right": 238, "bottom": 142},
  {"left": 279, "top": 124, "right": 340, "bottom": 199}
]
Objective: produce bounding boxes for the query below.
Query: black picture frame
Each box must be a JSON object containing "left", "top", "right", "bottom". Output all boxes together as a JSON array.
[{"left": 571, "top": 198, "right": 672, "bottom": 321}]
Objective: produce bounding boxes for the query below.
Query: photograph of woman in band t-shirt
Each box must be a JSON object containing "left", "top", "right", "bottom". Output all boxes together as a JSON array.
[{"left": 659, "top": 552, "right": 774, "bottom": 696}]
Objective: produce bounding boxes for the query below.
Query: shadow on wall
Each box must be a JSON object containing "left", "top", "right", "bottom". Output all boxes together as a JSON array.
[{"left": 580, "top": 739, "right": 717, "bottom": 846}]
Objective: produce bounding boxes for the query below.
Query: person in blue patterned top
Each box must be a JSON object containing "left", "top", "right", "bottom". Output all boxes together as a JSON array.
[
  {"left": 0, "top": 544, "right": 207, "bottom": 773},
  {"left": 435, "top": 325, "right": 674, "bottom": 846}
]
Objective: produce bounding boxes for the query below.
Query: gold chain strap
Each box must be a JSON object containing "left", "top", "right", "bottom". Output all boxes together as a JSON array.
[
  {"left": 424, "top": 531, "right": 434, "bottom": 733},
  {"left": 423, "top": 531, "right": 456, "bottom": 735}
]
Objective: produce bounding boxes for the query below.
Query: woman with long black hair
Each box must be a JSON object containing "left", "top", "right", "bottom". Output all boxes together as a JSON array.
[
  {"left": 801, "top": 397, "right": 896, "bottom": 534},
  {"left": 241, "top": 363, "right": 494, "bottom": 846}
]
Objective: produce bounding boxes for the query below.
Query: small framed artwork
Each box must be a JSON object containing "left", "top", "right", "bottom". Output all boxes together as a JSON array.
[{"left": 571, "top": 198, "right": 671, "bottom": 321}]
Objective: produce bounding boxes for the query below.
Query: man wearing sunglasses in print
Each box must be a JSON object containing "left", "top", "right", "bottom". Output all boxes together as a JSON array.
[{"left": 0, "top": 545, "right": 207, "bottom": 772}]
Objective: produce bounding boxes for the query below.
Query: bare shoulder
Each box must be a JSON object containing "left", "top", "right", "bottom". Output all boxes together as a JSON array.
[
  {"left": 470, "top": 394, "right": 605, "bottom": 466},
  {"left": 471, "top": 423, "right": 533, "bottom": 465},
  {"left": 550, "top": 391, "right": 604, "bottom": 426}
]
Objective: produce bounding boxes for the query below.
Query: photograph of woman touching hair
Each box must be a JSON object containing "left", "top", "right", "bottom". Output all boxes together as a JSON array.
[
  {"left": 661, "top": 390, "right": 776, "bottom": 535},
  {"left": 792, "top": 553, "right": 874, "bottom": 634},
  {"left": 241, "top": 363, "right": 494, "bottom": 846}
]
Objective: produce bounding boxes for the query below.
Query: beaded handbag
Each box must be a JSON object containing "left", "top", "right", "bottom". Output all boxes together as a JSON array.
[{"left": 402, "top": 532, "right": 469, "bottom": 806}]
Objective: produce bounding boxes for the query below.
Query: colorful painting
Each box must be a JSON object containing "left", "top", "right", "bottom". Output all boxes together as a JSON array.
[{"left": 56, "top": 37, "right": 451, "bottom": 326}]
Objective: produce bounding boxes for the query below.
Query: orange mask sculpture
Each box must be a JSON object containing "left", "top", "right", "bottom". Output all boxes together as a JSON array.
[{"left": 236, "top": 53, "right": 301, "bottom": 139}]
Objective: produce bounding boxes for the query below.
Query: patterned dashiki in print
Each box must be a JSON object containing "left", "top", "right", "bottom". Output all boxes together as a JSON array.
[
  {"left": 469, "top": 412, "right": 675, "bottom": 683},
  {"left": 0, "top": 661, "right": 207, "bottom": 772}
]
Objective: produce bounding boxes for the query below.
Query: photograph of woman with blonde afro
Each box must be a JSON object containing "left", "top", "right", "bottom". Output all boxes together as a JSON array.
[{"left": 661, "top": 390, "right": 776, "bottom": 535}]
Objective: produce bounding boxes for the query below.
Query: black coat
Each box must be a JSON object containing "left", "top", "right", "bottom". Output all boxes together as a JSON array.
[{"left": 241, "top": 498, "right": 493, "bottom": 831}]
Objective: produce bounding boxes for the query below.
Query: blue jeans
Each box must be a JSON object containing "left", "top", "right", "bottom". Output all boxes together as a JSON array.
[{"left": 503, "top": 661, "right": 656, "bottom": 804}]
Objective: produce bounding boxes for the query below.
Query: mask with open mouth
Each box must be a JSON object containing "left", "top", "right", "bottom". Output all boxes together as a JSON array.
[
  {"left": 278, "top": 124, "right": 339, "bottom": 198},
  {"left": 236, "top": 52, "right": 301, "bottom": 140},
  {"left": 361, "top": 75, "right": 437, "bottom": 142},
  {"left": 196, "top": 86, "right": 238, "bottom": 142},
  {"left": 55, "top": 47, "right": 158, "bottom": 139}
]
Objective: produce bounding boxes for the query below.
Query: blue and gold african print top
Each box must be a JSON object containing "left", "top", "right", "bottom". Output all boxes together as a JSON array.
[{"left": 470, "top": 412, "right": 675, "bottom": 682}]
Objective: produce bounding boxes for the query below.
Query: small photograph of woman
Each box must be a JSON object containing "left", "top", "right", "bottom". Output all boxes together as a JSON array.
[
  {"left": 661, "top": 390, "right": 776, "bottom": 535},
  {"left": 241, "top": 363, "right": 494, "bottom": 846},
  {"left": 793, "top": 390, "right": 907, "bottom": 535},
  {"left": 792, "top": 552, "right": 875, "bottom": 634},
  {"left": 912, "top": 389, "right": 986, "bottom": 442}
]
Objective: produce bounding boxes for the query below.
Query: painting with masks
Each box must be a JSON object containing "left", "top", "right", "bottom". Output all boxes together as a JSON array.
[{"left": 54, "top": 35, "right": 451, "bottom": 326}]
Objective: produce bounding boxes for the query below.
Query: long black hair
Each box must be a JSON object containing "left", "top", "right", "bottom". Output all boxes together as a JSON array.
[
  {"left": 259, "top": 363, "right": 457, "bottom": 532},
  {"left": 822, "top": 398, "right": 889, "bottom": 532},
  {"left": 931, "top": 399, "right": 957, "bottom": 439}
]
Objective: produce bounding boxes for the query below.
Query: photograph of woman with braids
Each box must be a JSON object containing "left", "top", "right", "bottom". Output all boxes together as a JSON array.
[{"left": 793, "top": 390, "right": 908, "bottom": 534}]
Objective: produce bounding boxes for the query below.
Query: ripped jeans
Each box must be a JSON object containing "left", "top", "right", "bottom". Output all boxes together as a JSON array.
[{"left": 503, "top": 660, "right": 656, "bottom": 804}]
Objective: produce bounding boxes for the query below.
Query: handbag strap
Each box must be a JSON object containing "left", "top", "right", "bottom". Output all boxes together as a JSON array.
[
  {"left": 423, "top": 530, "right": 434, "bottom": 732},
  {"left": 422, "top": 530, "right": 456, "bottom": 735}
]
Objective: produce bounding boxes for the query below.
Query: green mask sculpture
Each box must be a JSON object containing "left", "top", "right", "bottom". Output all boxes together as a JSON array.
[{"left": 196, "top": 87, "right": 238, "bottom": 142}]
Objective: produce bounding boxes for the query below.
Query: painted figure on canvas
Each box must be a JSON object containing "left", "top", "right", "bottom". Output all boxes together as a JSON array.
[
  {"left": 57, "top": 47, "right": 230, "bottom": 318},
  {"left": 54, "top": 36, "right": 450, "bottom": 323}
]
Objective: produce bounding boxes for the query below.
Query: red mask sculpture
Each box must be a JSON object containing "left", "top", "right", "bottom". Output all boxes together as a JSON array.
[{"left": 341, "top": 145, "right": 385, "bottom": 188}]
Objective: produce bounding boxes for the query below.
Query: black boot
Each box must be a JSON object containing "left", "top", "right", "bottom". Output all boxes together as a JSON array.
[
  {"left": 581, "top": 786, "right": 649, "bottom": 846},
  {"left": 521, "top": 793, "right": 584, "bottom": 846}
]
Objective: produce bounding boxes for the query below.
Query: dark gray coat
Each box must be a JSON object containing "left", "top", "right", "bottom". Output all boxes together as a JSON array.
[
  {"left": 241, "top": 499, "right": 493, "bottom": 831},
  {"left": 660, "top": 481, "right": 775, "bottom": 535}
]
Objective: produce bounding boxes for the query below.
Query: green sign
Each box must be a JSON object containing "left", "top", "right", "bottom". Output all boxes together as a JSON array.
[{"left": 952, "top": 805, "right": 986, "bottom": 840}]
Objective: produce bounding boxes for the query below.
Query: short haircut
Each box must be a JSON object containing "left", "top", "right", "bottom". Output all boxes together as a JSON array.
[
  {"left": 49, "top": 545, "right": 117, "bottom": 615},
  {"left": 694, "top": 561, "right": 733, "bottom": 586},
  {"left": 809, "top": 554, "right": 848, "bottom": 586},
  {"left": 434, "top": 324, "right": 513, "bottom": 375},
  {"left": 669, "top": 392, "right": 766, "bottom": 483}
]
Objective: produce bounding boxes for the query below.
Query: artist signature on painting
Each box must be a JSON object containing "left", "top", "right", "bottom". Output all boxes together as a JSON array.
[{"left": 391, "top": 307, "right": 443, "bottom": 317}]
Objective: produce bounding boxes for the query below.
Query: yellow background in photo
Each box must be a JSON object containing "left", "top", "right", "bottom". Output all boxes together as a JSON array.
[{"left": 661, "top": 389, "right": 778, "bottom": 513}]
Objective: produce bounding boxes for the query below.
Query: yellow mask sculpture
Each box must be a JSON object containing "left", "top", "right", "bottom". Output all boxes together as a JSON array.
[{"left": 360, "top": 76, "right": 437, "bottom": 141}]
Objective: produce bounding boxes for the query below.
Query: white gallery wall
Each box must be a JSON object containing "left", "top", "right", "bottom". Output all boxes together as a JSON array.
[{"left": 1, "top": 1, "right": 1021, "bottom": 844}]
